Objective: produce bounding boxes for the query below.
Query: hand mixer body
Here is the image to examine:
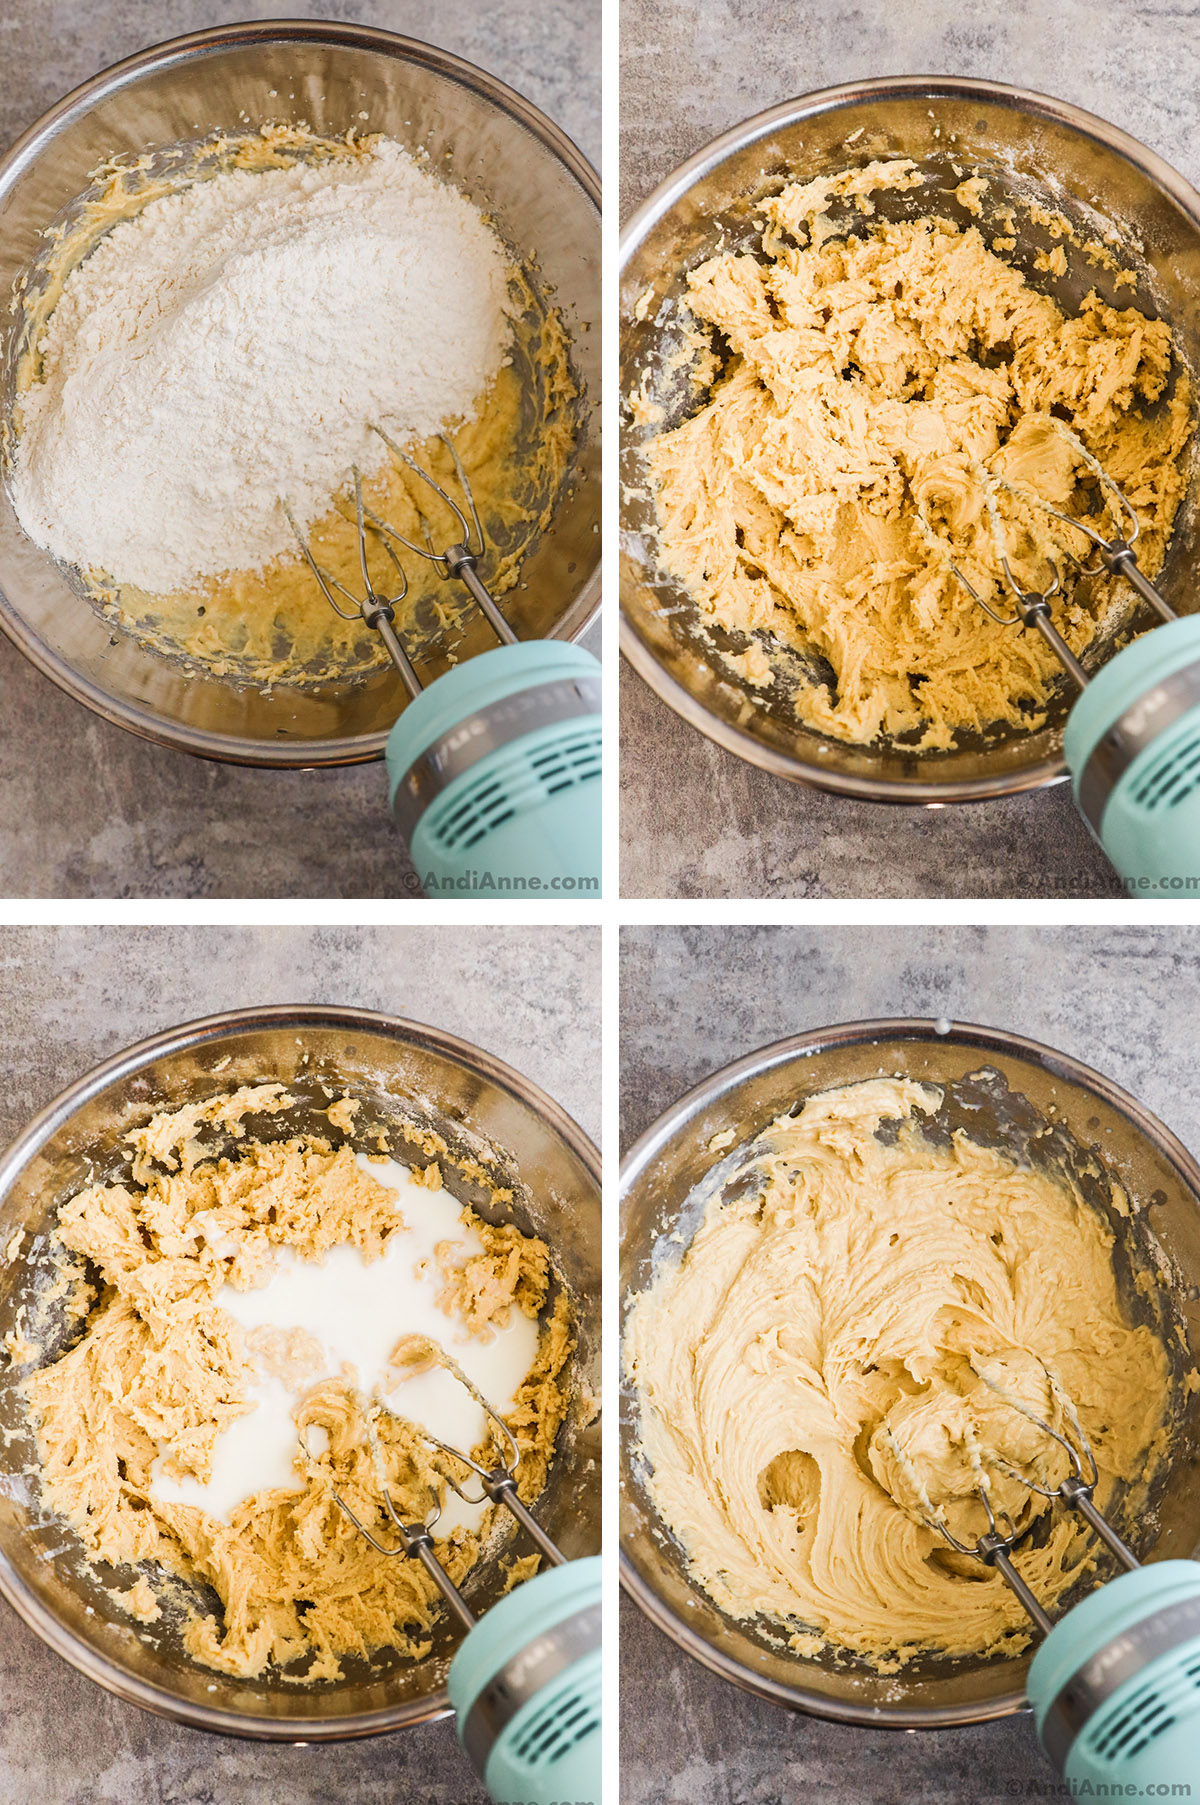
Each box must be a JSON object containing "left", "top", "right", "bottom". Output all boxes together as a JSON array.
[
  {"left": 894, "top": 1353, "right": 1200, "bottom": 1786},
  {"left": 941, "top": 423, "right": 1200, "bottom": 889},
  {"left": 315, "top": 1362, "right": 601, "bottom": 1805},
  {"left": 288, "top": 452, "right": 601, "bottom": 896},
  {"left": 1063, "top": 616, "right": 1200, "bottom": 896},
  {"left": 386, "top": 641, "right": 602, "bottom": 897},
  {"left": 448, "top": 1555, "right": 602, "bottom": 1805},
  {"left": 1027, "top": 1560, "right": 1200, "bottom": 1785}
]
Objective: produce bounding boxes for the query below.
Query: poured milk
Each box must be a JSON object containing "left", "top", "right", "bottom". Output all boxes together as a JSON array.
[{"left": 150, "top": 1156, "right": 539, "bottom": 1533}]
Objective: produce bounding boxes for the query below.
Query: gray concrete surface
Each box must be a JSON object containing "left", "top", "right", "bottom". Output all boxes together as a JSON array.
[
  {"left": 0, "top": 0, "right": 599, "bottom": 899},
  {"left": 619, "top": 0, "right": 1200, "bottom": 898},
  {"left": 0, "top": 922, "right": 599, "bottom": 1805},
  {"left": 619, "top": 922, "right": 1200, "bottom": 1803}
]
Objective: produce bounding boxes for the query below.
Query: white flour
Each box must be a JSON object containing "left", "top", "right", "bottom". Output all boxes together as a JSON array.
[{"left": 9, "top": 139, "right": 512, "bottom": 595}]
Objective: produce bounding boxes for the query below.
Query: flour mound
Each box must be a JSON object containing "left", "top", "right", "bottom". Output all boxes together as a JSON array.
[{"left": 10, "top": 139, "right": 513, "bottom": 594}]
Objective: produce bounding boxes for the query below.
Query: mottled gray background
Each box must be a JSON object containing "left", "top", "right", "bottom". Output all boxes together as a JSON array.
[
  {"left": 619, "top": 0, "right": 1200, "bottom": 898},
  {"left": 619, "top": 922, "right": 1199, "bottom": 1802},
  {"left": 0, "top": 922, "right": 599, "bottom": 1805},
  {"left": 0, "top": 0, "right": 600, "bottom": 898}
]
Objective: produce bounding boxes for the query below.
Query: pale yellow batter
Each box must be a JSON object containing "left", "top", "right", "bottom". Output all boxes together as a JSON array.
[
  {"left": 9, "top": 128, "right": 578, "bottom": 686},
  {"left": 624, "top": 1078, "right": 1174, "bottom": 1668},
  {"left": 19, "top": 1084, "right": 572, "bottom": 1682},
  {"left": 643, "top": 161, "right": 1192, "bottom": 748}
]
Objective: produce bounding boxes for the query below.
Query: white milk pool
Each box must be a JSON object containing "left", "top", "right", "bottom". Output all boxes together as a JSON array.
[{"left": 150, "top": 1155, "right": 539, "bottom": 1532}]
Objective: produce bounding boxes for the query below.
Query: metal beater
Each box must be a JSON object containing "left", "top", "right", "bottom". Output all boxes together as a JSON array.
[
  {"left": 889, "top": 1356, "right": 1200, "bottom": 1784},
  {"left": 302, "top": 1364, "right": 600, "bottom": 1805},
  {"left": 285, "top": 435, "right": 601, "bottom": 896},
  {"left": 363, "top": 428, "right": 522, "bottom": 652},
  {"left": 936, "top": 425, "right": 1200, "bottom": 890}
]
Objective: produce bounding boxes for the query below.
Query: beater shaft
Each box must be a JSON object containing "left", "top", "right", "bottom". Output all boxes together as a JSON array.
[
  {"left": 937, "top": 430, "right": 1182, "bottom": 695},
  {"left": 1059, "top": 1473, "right": 1139, "bottom": 1571},
  {"left": 284, "top": 483, "right": 424, "bottom": 698},
  {"left": 446, "top": 548, "right": 519, "bottom": 647},
  {"left": 327, "top": 1460, "right": 566, "bottom": 1625},
  {"left": 1016, "top": 593, "right": 1091, "bottom": 690},
  {"left": 369, "top": 427, "right": 518, "bottom": 645},
  {"left": 1023, "top": 418, "right": 1178, "bottom": 626},
  {"left": 980, "top": 1534, "right": 1056, "bottom": 1634},
  {"left": 416, "top": 1406, "right": 568, "bottom": 1567},
  {"left": 310, "top": 1365, "right": 568, "bottom": 1631},
  {"left": 366, "top": 601, "right": 424, "bottom": 698},
  {"left": 394, "top": 1522, "right": 479, "bottom": 1631},
  {"left": 286, "top": 434, "right": 519, "bottom": 697},
  {"left": 314, "top": 1469, "right": 478, "bottom": 1626},
  {"left": 984, "top": 1479, "right": 1142, "bottom": 1640},
  {"left": 939, "top": 550, "right": 1092, "bottom": 690},
  {"left": 1107, "top": 547, "right": 1177, "bottom": 624},
  {"left": 893, "top": 1357, "right": 1141, "bottom": 1634},
  {"left": 460, "top": 1465, "right": 566, "bottom": 1568}
]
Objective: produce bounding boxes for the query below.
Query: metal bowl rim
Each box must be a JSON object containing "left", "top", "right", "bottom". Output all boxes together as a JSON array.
[
  {"left": 0, "top": 19, "right": 602, "bottom": 769},
  {"left": 618, "top": 74, "right": 1200, "bottom": 804},
  {"left": 0, "top": 1000, "right": 600, "bottom": 1741},
  {"left": 619, "top": 1014, "right": 1200, "bottom": 1726}
]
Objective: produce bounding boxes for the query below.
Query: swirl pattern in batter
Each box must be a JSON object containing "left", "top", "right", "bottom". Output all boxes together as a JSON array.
[{"left": 624, "top": 1078, "right": 1174, "bottom": 1669}]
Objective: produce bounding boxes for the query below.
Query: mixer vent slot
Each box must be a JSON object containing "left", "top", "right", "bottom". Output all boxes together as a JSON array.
[
  {"left": 1085, "top": 1657, "right": 1200, "bottom": 1764},
  {"left": 434, "top": 776, "right": 516, "bottom": 851},
  {"left": 511, "top": 1668, "right": 602, "bottom": 1771},
  {"left": 1130, "top": 732, "right": 1200, "bottom": 813},
  {"left": 528, "top": 730, "right": 603, "bottom": 797},
  {"left": 426, "top": 728, "right": 601, "bottom": 854}
]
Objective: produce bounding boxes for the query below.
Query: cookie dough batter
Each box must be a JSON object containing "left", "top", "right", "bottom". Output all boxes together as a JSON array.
[
  {"left": 643, "top": 160, "right": 1192, "bottom": 747},
  {"left": 22, "top": 1084, "right": 572, "bottom": 1681},
  {"left": 624, "top": 1078, "right": 1173, "bottom": 1667}
]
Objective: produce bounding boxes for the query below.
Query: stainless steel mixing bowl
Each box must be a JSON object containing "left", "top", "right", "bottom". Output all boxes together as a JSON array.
[
  {"left": 0, "top": 22, "right": 600, "bottom": 767},
  {"left": 0, "top": 1005, "right": 601, "bottom": 1739},
  {"left": 620, "top": 78, "right": 1200, "bottom": 802},
  {"left": 620, "top": 1019, "right": 1200, "bottom": 1726}
]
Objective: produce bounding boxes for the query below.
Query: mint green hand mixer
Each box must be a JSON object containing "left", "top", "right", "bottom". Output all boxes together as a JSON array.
[
  {"left": 288, "top": 434, "right": 601, "bottom": 898},
  {"left": 893, "top": 1362, "right": 1200, "bottom": 1785},
  {"left": 943, "top": 430, "right": 1200, "bottom": 894},
  {"left": 309, "top": 1370, "right": 601, "bottom": 1805}
]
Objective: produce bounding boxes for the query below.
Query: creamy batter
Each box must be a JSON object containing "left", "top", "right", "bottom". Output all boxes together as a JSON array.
[
  {"left": 642, "top": 160, "right": 1192, "bottom": 748},
  {"left": 624, "top": 1078, "right": 1173, "bottom": 1668},
  {"left": 20, "top": 1084, "right": 572, "bottom": 1681}
]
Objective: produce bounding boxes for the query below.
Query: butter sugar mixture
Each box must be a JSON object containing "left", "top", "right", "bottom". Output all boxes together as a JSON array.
[
  {"left": 642, "top": 160, "right": 1192, "bottom": 748},
  {"left": 18, "top": 1084, "right": 573, "bottom": 1682},
  {"left": 624, "top": 1078, "right": 1174, "bottom": 1668}
]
